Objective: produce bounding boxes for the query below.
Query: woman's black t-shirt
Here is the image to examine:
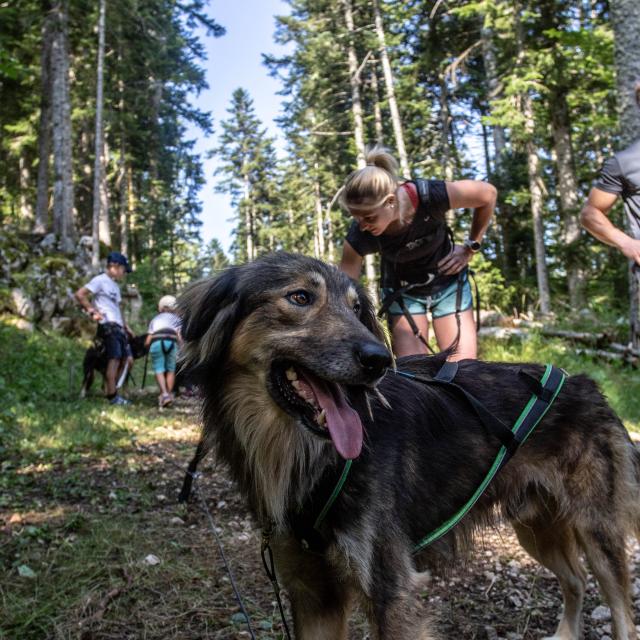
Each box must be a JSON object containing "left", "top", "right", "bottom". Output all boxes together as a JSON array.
[{"left": 345, "top": 179, "right": 453, "bottom": 293}]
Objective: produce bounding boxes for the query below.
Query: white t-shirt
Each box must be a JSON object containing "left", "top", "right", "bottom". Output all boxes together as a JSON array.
[
  {"left": 148, "top": 311, "right": 181, "bottom": 335},
  {"left": 85, "top": 273, "right": 124, "bottom": 326}
]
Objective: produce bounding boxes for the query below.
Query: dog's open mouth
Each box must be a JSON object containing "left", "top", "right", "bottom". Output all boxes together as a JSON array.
[{"left": 270, "top": 362, "right": 364, "bottom": 460}]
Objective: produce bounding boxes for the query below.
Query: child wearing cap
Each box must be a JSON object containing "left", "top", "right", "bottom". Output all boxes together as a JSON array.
[
  {"left": 75, "top": 252, "right": 133, "bottom": 405},
  {"left": 145, "top": 295, "right": 182, "bottom": 408}
]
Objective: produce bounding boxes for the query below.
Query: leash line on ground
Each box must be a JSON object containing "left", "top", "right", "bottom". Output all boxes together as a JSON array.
[{"left": 131, "top": 439, "right": 259, "bottom": 640}]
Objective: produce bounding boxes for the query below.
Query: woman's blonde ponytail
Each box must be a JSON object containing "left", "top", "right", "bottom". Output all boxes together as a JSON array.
[{"left": 340, "top": 145, "right": 401, "bottom": 211}]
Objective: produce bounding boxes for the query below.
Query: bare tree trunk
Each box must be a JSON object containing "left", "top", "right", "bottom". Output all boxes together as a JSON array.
[
  {"left": 369, "top": 60, "right": 384, "bottom": 145},
  {"left": 610, "top": 0, "right": 640, "bottom": 146},
  {"left": 19, "top": 155, "right": 33, "bottom": 222},
  {"left": 515, "top": 2, "right": 551, "bottom": 314},
  {"left": 342, "top": 0, "right": 377, "bottom": 304},
  {"left": 243, "top": 175, "right": 254, "bottom": 261},
  {"left": 117, "top": 50, "right": 128, "bottom": 257},
  {"left": 313, "top": 167, "right": 325, "bottom": 259},
  {"left": 439, "top": 78, "right": 455, "bottom": 227},
  {"left": 35, "top": 7, "right": 54, "bottom": 234},
  {"left": 610, "top": 0, "right": 640, "bottom": 346},
  {"left": 51, "top": 0, "right": 75, "bottom": 251},
  {"left": 480, "top": 19, "right": 507, "bottom": 171},
  {"left": 551, "top": 87, "right": 584, "bottom": 307},
  {"left": 126, "top": 166, "right": 136, "bottom": 263},
  {"left": 92, "top": 0, "right": 108, "bottom": 266},
  {"left": 372, "top": 0, "right": 409, "bottom": 177}
]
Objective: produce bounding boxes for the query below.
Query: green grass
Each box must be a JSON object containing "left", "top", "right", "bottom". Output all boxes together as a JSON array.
[
  {"left": 480, "top": 332, "right": 640, "bottom": 431},
  {"left": 1, "top": 318, "right": 639, "bottom": 637}
]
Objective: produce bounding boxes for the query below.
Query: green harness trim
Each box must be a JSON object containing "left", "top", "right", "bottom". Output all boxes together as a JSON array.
[
  {"left": 313, "top": 459, "right": 352, "bottom": 531},
  {"left": 312, "top": 364, "right": 566, "bottom": 552},
  {"left": 412, "top": 364, "right": 566, "bottom": 552}
]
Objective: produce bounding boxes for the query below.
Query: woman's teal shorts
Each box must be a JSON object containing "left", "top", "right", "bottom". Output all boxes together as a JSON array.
[
  {"left": 150, "top": 339, "right": 177, "bottom": 374},
  {"left": 382, "top": 272, "right": 473, "bottom": 319}
]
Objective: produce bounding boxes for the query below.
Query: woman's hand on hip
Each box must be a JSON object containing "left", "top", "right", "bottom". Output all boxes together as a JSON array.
[{"left": 437, "top": 245, "right": 472, "bottom": 275}]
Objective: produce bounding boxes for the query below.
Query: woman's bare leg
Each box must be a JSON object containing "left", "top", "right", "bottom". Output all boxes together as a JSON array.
[
  {"left": 432, "top": 308, "right": 477, "bottom": 360},
  {"left": 390, "top": 314, "right": 431, "bottom": 357}
]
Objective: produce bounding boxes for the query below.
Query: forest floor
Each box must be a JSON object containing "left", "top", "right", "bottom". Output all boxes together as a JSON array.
[
  {"left": 3, "top": 392, "right": 640, "bottom": 640},
  {"left": 3, "top": 320, "right": 640, "bottom": 639}
]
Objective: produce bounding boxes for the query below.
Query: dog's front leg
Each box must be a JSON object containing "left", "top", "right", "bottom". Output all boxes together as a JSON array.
[
  {"left": 271, "top": 536, "right": 352, "bottom": 640},
  {"left": 365, "top": 552, "right": 439, "bottom": 640}
]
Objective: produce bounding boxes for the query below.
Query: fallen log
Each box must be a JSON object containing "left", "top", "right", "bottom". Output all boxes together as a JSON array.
[
  {"left": 541, "top": 328, "right": 607, "bottom": 344},
  {"left": 575, "top": 347, "right": 638, "bottom": 367}
]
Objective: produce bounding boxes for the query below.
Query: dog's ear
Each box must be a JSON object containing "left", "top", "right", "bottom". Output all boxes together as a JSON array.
[{"left": 178, "top": 267, "right": 242, "bottom": 371}]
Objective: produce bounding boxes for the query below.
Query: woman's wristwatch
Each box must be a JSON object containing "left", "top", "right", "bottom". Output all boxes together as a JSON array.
[{"left": 463, "top": 237, "right": 482, "bottom": 253}]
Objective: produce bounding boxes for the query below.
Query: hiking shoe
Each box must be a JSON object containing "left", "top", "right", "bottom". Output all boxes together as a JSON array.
[
  {"left": 110, "top": 395, "right": 130, "bottom": 406},
  {"left": 160, "top": 393, "right": 173, "bottom": 408}
]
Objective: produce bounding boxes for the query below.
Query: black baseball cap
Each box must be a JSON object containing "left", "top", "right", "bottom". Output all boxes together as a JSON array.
[{"left": 106, "top": 251, "right": 132, "bottom": 273}]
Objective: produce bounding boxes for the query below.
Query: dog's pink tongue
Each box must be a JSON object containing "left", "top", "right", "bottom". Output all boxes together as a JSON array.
[{"left": 303, "top": 374, "right": 363, "bottom": 459}]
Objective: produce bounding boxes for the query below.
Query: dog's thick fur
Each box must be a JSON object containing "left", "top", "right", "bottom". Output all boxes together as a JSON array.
[
  {"left": 179, "top": 253, "right": 640, "bottom": 640},
  {"left": 79, "top": 332, "right": 148, "bottom": 397}
]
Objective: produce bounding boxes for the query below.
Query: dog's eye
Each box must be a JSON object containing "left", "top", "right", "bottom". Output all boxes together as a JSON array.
[
  {"left": 287, "top": 290, "right": 313, "bottom": 306},
  {"left": 353, "top": 301, "right": 361, "bottom": 314}
]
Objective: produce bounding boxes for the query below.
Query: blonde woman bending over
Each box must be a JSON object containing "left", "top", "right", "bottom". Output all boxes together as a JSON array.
[{"left": 339, "top": 146, "right": 496, "bottom": 359}]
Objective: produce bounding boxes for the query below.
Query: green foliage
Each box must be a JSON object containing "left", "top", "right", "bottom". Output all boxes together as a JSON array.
[
  {"left": 470, "top": 253, "right": 518, "bottom": 312},
  {"left": 480, "top": 332, "right": 640, "bottom": 431}
]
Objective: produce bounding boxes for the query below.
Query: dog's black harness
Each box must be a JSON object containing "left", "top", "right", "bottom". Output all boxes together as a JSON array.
[{"left": 293, "top": 361, "right": 566, "bottom": 554}]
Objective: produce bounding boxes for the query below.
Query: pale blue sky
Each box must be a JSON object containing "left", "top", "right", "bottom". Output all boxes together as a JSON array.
[{"left": 186, "top": 0, "right": 292, "bottom": 253}]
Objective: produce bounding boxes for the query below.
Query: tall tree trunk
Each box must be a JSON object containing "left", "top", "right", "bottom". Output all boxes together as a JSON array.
[
  {"left": 439, "top": 78, "right": 455, "bottom": 227},
  {"left": 550, "top": 86, "right": 584, "bottom": 307},
  {"left": 369, "top": 60, "right": 384, "bottom": 145},
  {"left": 515, "top": 2, "right": 551, "bottom": 314},
  {"left": 126, "top": 166, "right": 136, "bottom": 264},
  {"left": 243, "top": 174, "right": 254, "bottom": 261},
  {"left": 35, "top": 6, "right": 54, "bottom": 234},
  {"left": 51, "top": 0, "right": 75, "bottom": 251},
  {"left": 481, "top": 18, "right": 512, "bottom": 278},
  {"left": 372, "top": 0, "right": 409, "bottom": 177},
  {"left": 117, "top": 51, "right": 128, "bottom": 257},
  {"left": 19, "top": 155, "right": 33, "bottom": 222},
  {"left": 342, "top": 0, "right": 377, "bottom": 304},
  {"left": 480, "top": 19, "right": 507, "bottom": 171},
  {"left": 313, "top": 167, "right": 325, "bottom": 259},
  {"left": 610, "top": 0, "right": 640, "bottom": 146},
  {"left": 610, "top": 0, "right": 640, "bottom": 346},
  {"left": 92, "top": 0, "right": 108, "bottom": 267}
]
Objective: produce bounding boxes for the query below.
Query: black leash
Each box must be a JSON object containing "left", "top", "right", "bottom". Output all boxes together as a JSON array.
[
  {"left": 131, "top": 439, "right": 260, "bottom": 640},
  {"left": 260, "top": 523, "right": 293, "bottom": 640}
]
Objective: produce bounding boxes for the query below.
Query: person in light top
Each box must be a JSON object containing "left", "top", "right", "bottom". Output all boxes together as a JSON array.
[
  {"left": 75, "top": 252, "right": 133, "bottom": 405},
  {"left": 145, "top": 295, "right": 182, "bottom": 408}
]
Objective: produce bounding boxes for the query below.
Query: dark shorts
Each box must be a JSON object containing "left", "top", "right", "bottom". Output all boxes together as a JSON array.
[{"left": 98, "top": 323, "right": 129, "bottom": 360}]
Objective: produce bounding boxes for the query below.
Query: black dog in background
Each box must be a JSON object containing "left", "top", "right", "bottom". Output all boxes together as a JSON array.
[{"left": 79, "top": 332, "right": 148, "bottom": 397}]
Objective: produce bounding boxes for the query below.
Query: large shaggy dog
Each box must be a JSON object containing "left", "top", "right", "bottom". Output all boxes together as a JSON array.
[{"left": 179, "top": 252, "right": 640, "bottom": 640}]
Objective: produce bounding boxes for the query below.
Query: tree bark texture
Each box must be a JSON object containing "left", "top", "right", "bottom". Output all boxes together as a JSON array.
[
  {"left": 35, "top": 7, "right": 54, "bottom": 234},
  {"left": 50, "top": 0, "right": 75, "bottom": 250},
  {"left": 610, "top": 0, "right": 640, "bottom": 145},
  {"left": 550, "top": 85, "right": 584, "bottom": 307},
  {"left": 610, "top": 0, "right": 640, "bottom": 346},
  {"left": 372, "top": 0, "right": 409, "bottom": 177},
  {"left": 514, "top": 2, "right": 551, "bottom": 314},
  {"left": 92, "top": 0, "right": 109, "bottom": 266},
  {"left": 342, "top": 0, "right": 378, "bottom": 304}
]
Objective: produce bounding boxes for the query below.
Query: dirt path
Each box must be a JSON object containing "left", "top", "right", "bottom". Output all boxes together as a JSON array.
[{"left": 3, "top": 396, "right": 640, "bottom": 639}]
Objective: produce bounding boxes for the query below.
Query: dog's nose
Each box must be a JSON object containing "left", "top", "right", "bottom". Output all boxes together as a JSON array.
[{"left": 355, "top": 342, "right": 392, "bottom": 377}]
